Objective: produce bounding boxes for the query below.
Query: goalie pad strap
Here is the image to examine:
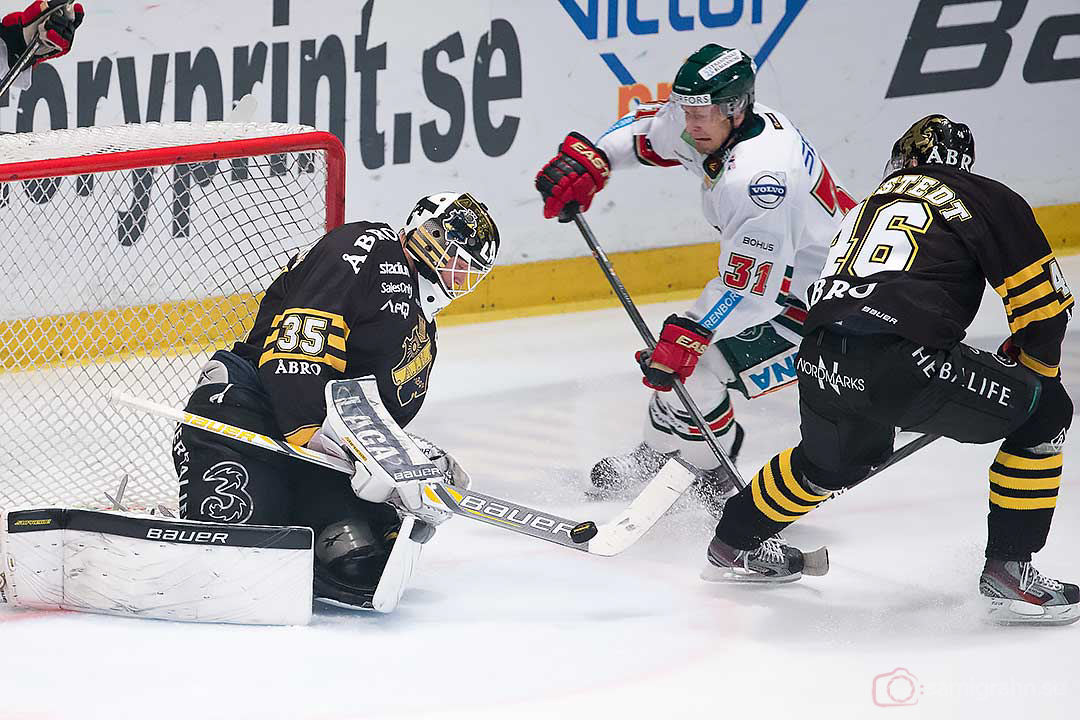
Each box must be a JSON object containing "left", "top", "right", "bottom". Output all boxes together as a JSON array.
[{"left": 6, "top": 508, "right": 312, "bottom": 548}]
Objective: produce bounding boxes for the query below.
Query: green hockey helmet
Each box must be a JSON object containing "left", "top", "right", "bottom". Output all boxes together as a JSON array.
[{"left": 669, "top": 44, "right": 755, "bottom": 117}]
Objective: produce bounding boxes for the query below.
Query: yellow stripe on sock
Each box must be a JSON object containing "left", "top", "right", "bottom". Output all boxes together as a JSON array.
[
  {"left": 995, "top": 450, "right": 1063, "bottom": 472},
  {"left": 777, "top": 448, "right": 830, "bottom": 504},
  {"left": 751, "top": 469, "right": 800, "bottom": 523},
  {"left": 989, "top": 490, "right": 1058, "bottom": 510},
  {"left": 762, "top": 460, "right": 817, "bottom": 515},
  {"left": 989, "top": 470, "right": 1061, "bottom": 491}
]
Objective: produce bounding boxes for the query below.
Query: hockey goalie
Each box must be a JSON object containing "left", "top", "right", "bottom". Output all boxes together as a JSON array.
[{"left": 0, "top": 191, "right": 500, "bottom": 624}]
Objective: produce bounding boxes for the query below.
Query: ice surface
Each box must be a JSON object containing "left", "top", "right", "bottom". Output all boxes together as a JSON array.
[{"left": 2, "top": 258, "right": 1078, "bottom": 720}]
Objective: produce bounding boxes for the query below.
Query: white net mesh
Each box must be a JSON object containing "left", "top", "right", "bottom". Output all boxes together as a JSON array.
[
  {"left": 0, "top": 122, "right": 341, "bottom": 512},
  {"left": 0, "top": 121, "right": 317, "bottom": 163}
]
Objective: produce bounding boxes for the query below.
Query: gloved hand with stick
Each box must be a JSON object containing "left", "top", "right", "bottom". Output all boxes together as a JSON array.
[
  {"left": 535, "top": 132, "right": 611, "bottom": 222},
  {"left": 0, "top": 0, "right": 83, "bottom": 68},
  {"left": 636, "top": 314, "right": 713, "bottom": 391}
]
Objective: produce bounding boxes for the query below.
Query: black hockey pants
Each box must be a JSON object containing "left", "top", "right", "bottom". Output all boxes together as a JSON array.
[
  {"left": 716, "top": 328, "right": 1071, "bottom": 560},
  {"left": 172, "top": 350, "right": 399, "bottom": 549}
]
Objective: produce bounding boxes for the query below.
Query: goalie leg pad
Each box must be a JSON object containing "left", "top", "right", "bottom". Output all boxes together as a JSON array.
[{"left": 1, "top": 508, "right": 313, "bottom": 625}]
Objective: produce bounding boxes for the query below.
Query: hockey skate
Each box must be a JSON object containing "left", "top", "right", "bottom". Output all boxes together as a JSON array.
[
  {"left": 589, "top": 424, "right": 745, "bottom": 505},
  {"left": 587, "top": 442, "right": 673, "bottom": 498},
  {"left": 979, "top": 559, "right": 1079, "bottom": 626},
  {"left": 702, "top": 533, "right": 829, "bottom": 583}
]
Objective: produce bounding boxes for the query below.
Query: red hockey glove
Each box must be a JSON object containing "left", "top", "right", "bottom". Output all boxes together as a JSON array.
[
  {"left": 635, "top": 315, "right": 712, "bottom": 391},
  {"left": 1, "top": 1, "right": 83, "bottom": 68},
  {"left": 535, "top": 132, "right": 611, "bottom": 222}
]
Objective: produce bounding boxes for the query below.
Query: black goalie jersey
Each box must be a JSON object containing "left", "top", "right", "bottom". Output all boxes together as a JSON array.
[
  {"left": 232, "top": 221, "right": 437, "bottom": 445},
  {"left": 804, "top": 165, "right": 1073, "bottom": 378}
]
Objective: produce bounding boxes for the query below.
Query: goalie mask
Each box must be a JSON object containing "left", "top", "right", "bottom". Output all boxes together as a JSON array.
[
  {"left": 885, "top": 114, "right": 975, "bottom": 177},
  {"left": 403, "top": 192, "right": 500, "bottom": 319}
]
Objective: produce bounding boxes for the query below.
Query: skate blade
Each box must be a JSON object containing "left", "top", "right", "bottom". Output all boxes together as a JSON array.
[
  {"left": 700, "top": 564, "right": 803, "bottom": 584},
  {"left": 984, "top": 597, "right": 1080, "bottom": 626},
  {"left": 801, "top": 546, "right": 830, "bottom": 576}
]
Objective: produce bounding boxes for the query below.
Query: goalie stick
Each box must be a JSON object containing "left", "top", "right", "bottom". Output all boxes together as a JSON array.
[{"left": 108, "top": 390, "right": 696, "bottom": 557}]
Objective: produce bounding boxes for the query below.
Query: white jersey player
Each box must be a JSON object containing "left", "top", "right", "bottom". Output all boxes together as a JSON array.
[{"left": 536, "top": 44, "right": 855, "bottom": 512}]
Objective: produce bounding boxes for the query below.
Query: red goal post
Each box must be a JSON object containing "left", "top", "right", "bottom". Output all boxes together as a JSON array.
[{"left": 0, "top": 122, "right": 345, "bottom": 512}]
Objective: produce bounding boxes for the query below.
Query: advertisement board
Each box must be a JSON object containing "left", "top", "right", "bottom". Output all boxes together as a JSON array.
[{"left": 3, "top": 0, "right": 1077, "bottom": 302}]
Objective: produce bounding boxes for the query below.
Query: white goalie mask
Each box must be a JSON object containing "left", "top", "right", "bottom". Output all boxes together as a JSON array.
[{"left": 402, "top": 192, "right": 500, "bottom": 319}]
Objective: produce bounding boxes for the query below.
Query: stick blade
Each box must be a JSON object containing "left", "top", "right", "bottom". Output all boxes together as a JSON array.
[{"left": 586, "top": 458, "right": 696, "bottom": 556}]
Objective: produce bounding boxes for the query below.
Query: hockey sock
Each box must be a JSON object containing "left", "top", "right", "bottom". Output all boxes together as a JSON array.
[
  {"left": 985, "top": 444, "right": 1061, "bottom": 561},
  {"left": 648, "top": 391, "right": 736, "bottom": 443},
  {"left": 714, "top": 447, "right": 830, "bottom": 549}
]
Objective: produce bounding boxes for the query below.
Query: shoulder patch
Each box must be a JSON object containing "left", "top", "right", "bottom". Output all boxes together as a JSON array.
[
  {"left": 748, "top": 171, "right": 787, "bottom": 209},
  {"left": 764, "top": 112, "right": 783, "bottom": 130}
]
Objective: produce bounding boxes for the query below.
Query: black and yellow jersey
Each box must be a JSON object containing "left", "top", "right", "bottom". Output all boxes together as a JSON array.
[
  {"left": 232, "top": 221, "right": 437, "bottom": 444},
  {"left": 804, "top": 165, "right": 1072, "bottom": 378}
]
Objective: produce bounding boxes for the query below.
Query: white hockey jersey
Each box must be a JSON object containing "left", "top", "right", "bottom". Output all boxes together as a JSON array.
[{"left": 597, "top": 102, "right": 853, "bottom": 341}]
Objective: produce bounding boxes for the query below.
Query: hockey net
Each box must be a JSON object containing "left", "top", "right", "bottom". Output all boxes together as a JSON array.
[{"left": 0, "top": 122, "right": 345, "bottom": 512}]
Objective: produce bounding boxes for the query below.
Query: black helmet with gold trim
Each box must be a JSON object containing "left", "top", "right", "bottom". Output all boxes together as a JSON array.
[
  {"left": 886, "top": 114, "right": 975, "bottom": 176},
  {"left": 403, "top": 192, "right": 500, "bottom": 317}
]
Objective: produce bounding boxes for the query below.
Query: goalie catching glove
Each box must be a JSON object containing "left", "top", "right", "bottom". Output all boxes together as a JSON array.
[
  {"left": 408, "top": 433, "right": 471, "bottom": 491},
  {"left": 637, "top": 315, "right": 712, "bottom": 391}
]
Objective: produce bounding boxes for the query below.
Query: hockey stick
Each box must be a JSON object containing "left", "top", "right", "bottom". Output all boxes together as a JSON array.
[
  {"left": 0, "top": 1, "right": 72, "bottom": 97},
  {"left": 567, "top": 210, "right": 747, "bottom": 492},
  {"left": 0, "top": 35, "right": 40, "bottom": 97},
  {"left": 823, "top": 432, "right": 942, "bottom": 502},
  {"left": 565, "top": 210, "right": 837, "bottom": 571},
  {"left": 874, "top": 432, "right": 940, "bottom": 475},
  {"left": 108, "top": 391, "right": 696, "bottom": 557}
]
